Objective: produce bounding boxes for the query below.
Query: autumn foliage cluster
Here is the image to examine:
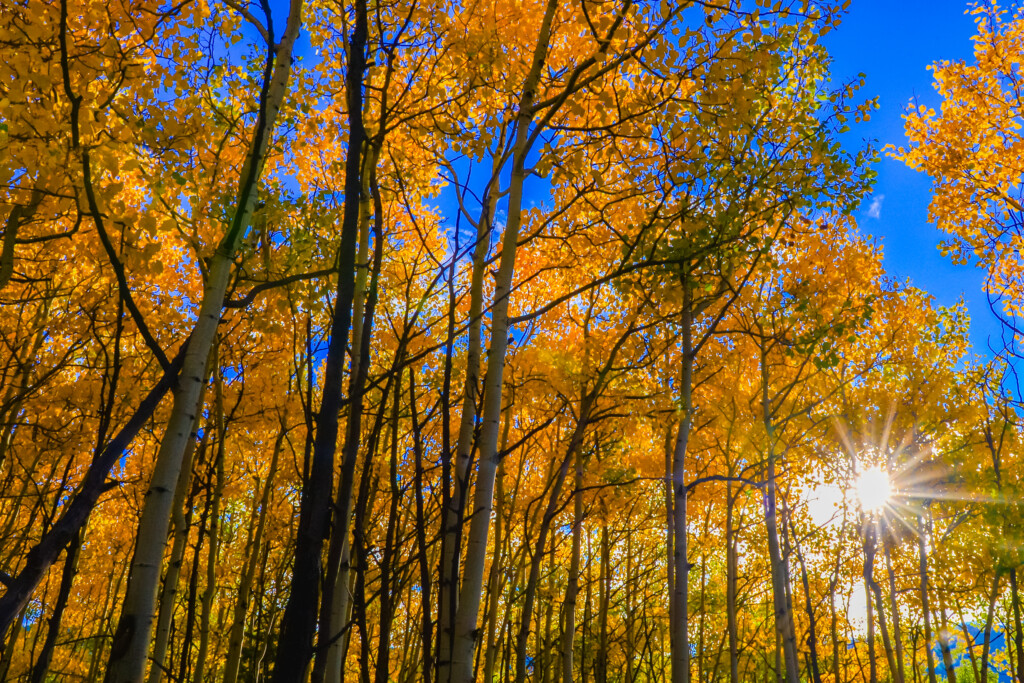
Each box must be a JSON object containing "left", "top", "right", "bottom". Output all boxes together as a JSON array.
[{"left": 2, "top": 1, "right": 1024, "bottom": 683}]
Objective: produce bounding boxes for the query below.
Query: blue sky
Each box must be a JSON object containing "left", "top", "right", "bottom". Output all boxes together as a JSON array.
[
  {"left": 268, "top": 0, "right": 1002, "bottom": 353},
  {"left": 825, "top": 0, "right": 1003, "bottom": 354}
]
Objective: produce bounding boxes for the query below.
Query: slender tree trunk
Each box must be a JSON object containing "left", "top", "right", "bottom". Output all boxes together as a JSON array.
[
  {"left": 319, "top": 144, "right": 383, "bottom": 683},
  {"left": 448, "top": 6, "right": 559, "bottom": 681},
  {"left": 697, "top": 507, "right": 711, "bottom": 683},
  {"left": 871, "top": 554, "right": 898, "bottom": 682},
  {"left": 541, "top": 562, "right": 556, "bottom": 683},
  {"left": 583, "top": 531, "right": 593, "bottom": 683},
  {"left": 597, "top": 524, "right": 610, "bottom": 683},
  {"left": 918, "top": 514, "right": 938, "bottom": 683},
  {"left": 865, "top": 522, "right": 879, "bottom": 683},
  {"left": 671, "top": 296, "right": 695, "bottom": 683},
  {"left": 409, "top": 369, "right": 434, "bottom": 683},
  {"left": 373, "top": 378, "right": 404, "bottom": 683},
  {"left": 1010, "top": 568, "right": 1024, "bottom": 683},
  {"left": 102, "top": 4, "right": 303, "bottom": 677},
  {"left": 789, "top": 516, "right": 821, "bottom": 683},
  {"left": 936, "top": 592, "right": 956, "bottom": 683},
  {"left": 147, "top": 378, "right": 212, "bottom": 683},
  {"left": 829, "top": 586, "right": 839, "bottom": 683},
  {"left": 883, "top": 541, "right": 905, "bottom": 683},
  {"left": 760, "top": 347, "right": 799, "bottom": 683},
  {"left": 727, "top": 479, "right": 739, "bottom": 683},
  {"left": 980, "top": 572, "right": 1000, "bottom": 683},
  {"left": 222, "top": 426, "right": 283, "bottom": 683},
  {"left": 515, "top": 400, "right": 600, "bottom": 683},
  {"left": 192, "top": 366, "right": 227, "bottom": 683},
  {"left": 28, "top": 529, "right": 81, "bottom": 683},
  {"left": 179, "top": 467, "right": 213, "bottom": 683},
  {"left": 559, "top": 453, "right": 584, "bottom": 683},
  {"left": 271, "top": 3, "right": 366, "bottom": 680},
  {"left": 625, "top": 527, "right": 636, "bottom": 683},
  {"left": 437, "top": 164, "right": 501, "bottom": 683},
  {"left": 482, "top": 410, "right": 513, "bottom": 683}
]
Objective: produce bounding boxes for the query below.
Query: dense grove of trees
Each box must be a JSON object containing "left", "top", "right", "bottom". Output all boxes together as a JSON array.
[{"left": 3, "top": 0, "right": 1024, "bottom": 682}]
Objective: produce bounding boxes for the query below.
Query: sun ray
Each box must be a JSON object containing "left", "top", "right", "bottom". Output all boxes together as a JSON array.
[{"left": 854, "top": 466, "right": 891, "bottom": 513}]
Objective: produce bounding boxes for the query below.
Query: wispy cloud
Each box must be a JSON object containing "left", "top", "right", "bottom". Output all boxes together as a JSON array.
[{"left": 867, "top": 194, "right": 885, "bottom": 220}]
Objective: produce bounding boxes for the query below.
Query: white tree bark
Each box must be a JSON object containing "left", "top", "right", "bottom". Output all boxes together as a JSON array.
[{"left": 102, "top": 3, "right": 304, "bottom": 680}]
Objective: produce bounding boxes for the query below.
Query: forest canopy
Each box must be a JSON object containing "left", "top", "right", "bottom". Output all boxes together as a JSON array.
[{"left": 1, "top": 1, "right": 1023, "bottom": 683}]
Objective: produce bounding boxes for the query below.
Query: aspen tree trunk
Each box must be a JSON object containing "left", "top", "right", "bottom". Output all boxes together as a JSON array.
[
  {"left": 102, "top": 4, "right": 303, "bottom": 679},
  {"left": 625, "top": 525, "right": 636, "bottom": 683},
  {"left": 179, "top": 467, "right": 213, "bottom": 683},
  {"left": 483, "top": 415, "right": 512, "bottom": 683},
  {"left": 864, "top": 522, "right": 880, "bottom": 683},
  {"left": 726, "top": 480, "right": 740, "bottom": 683},
  {"left": 515, "top": 403, "right": 599, "bottom": 683},
  {"left": 883, "top": 542, "right": 906, "bottom": 683},
  {"left": 192, "top": 365, "right": 227, "bottom": 683},
  {"left": 28, "top": 529, "right": 80, "bottom": 683},
  {"left": 447, "top": 5, "right": 558, "bottom": 682},
  {"left": 665, "top": 426, "right": 675, "bottom": 635},
  {"left": 438, "top": 166, "right": 501, "bottom": 681},
  {"left": 318, "top": 146, "right": 381, "bottom": 683},
  {"left": 918, "top": 514, "right": 938, "bottom": 683},
  {"left": 1010, "top": 568, "right": 1024, "bottom": 683},
  {"left": 373, "top": 380, "right": 404, "bottom": 683},
  {"left": 697, "top": 507, "right": 712, "bottom": 683},
  {"left": 936, "top": 593, "right": 956, "bottom": 683},
  {"left": 980, "top": 572, "right": 1000, "bottom": 683},
  {"left": 223, "top": 429, "right": 283, "bottom": 683},
  {"left": 541, "top": 562, "right": 556, "bottom": 683},
  {"left": 597, "top": 524, "right": 610, "bottom": 683},
  {"left": 147, "top": 380, "right": 212, "bottom": 683},
  {"left": 788, "top": 516, "right": 821, "bottom": 683},
  {"left": 349, "top": 374, "right": 393, "bottom": 683},
  {"left": 1005, "top": 611, "right": 1016, "bottom": 683},
  {"left": 869, "top": 559, "right": 898, "bottom": 680},
  {"left": 911, "top": 630, "right": 921, "bottom": 683},
  {"left": 670, "top": 296, "right": 695, "bottom": 683},
  {"left": 583, "top": 532, "right": 593, "bottom": 683},
  {"left": 409, "top": 370, "right": 434, "bottom": 683},
  {"left": 829, "top": 586, "right": 840, "bottom": 682},
  {"left": 271, "top": 1, "right": 366, "bottom": 679},
  {"left": 774, "top": 624, "right": 783, "bottom": 683},
  {"left": 760, "top": 348, "right": 800, "bottom": 683}
]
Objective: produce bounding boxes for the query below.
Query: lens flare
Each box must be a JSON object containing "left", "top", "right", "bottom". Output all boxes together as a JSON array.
[{"left": 855, "top": 466, "right": 892, "bottom": 513}]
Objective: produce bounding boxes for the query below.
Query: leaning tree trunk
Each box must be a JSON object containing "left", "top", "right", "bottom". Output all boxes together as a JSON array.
[
  {"left": 103, "top": 4, "right": 304, "bottom": 680},
  {"left": 936, "top": 583, "right": 956, "bottom": 683},
  {"left": 147, "top": 367, "right": 213, "bottom": 683}
]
